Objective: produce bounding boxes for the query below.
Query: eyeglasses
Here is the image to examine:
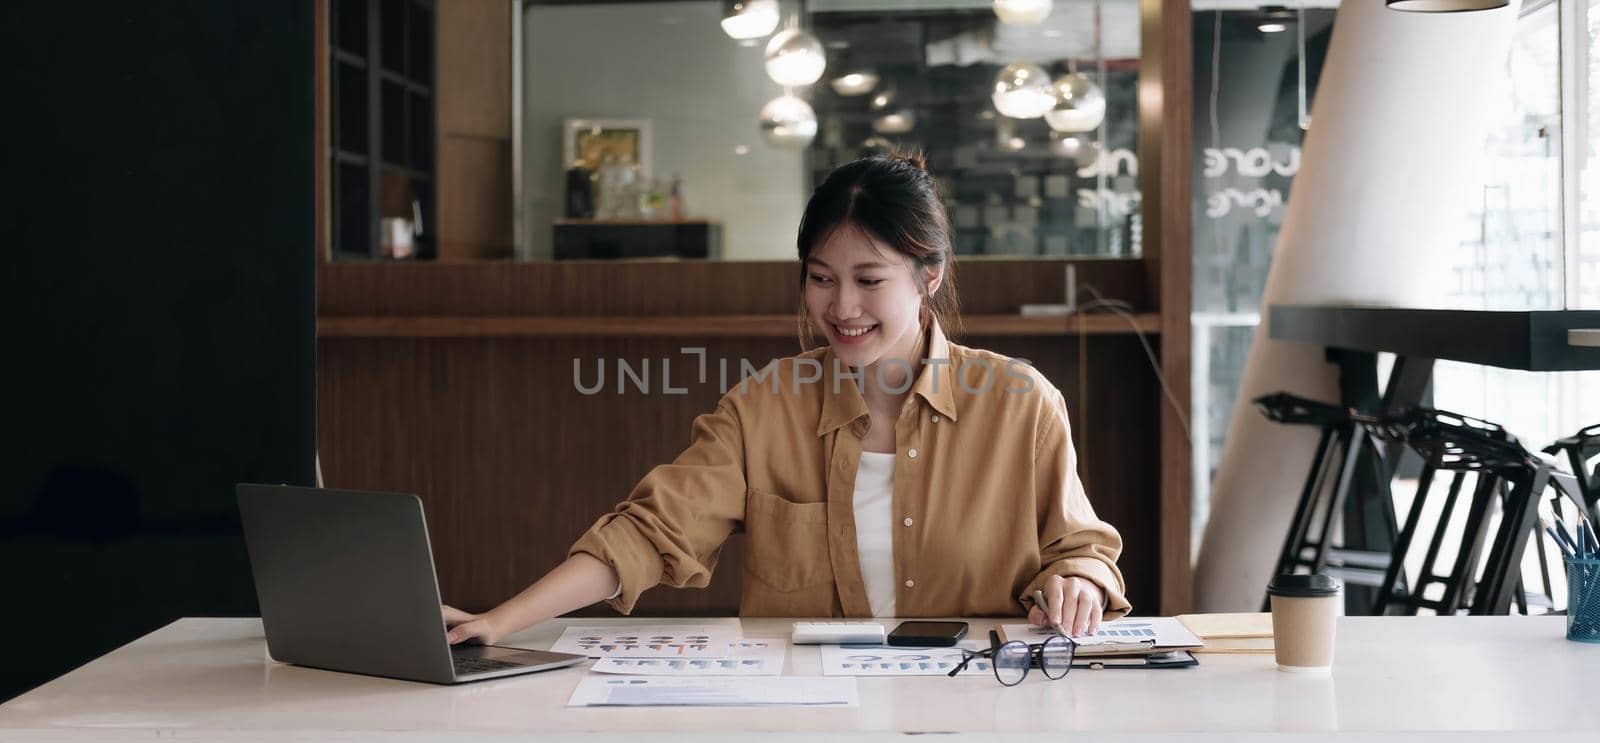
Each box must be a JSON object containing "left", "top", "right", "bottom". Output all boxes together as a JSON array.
[{"left": 948, "top": 630, "right": 1076, "bottom": 686}]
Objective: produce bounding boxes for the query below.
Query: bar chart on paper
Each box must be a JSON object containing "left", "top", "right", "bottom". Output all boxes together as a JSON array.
[
  {"left": 589, "top": 641, "right": 787, "bottom": 676},
  {"left": 820, "top": 643, "right": 992, "bottom": 676},
  {"left": 550, "top": 624, "right": 741, "bottom": 658}
]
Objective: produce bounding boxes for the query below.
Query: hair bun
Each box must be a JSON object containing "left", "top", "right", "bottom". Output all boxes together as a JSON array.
[{"left": 891, "top": 148, "right": 929, "bottom": 173}]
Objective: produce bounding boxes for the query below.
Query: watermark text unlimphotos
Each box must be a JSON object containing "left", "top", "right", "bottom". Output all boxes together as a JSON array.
[{"left": 573, "top": 347, "right": 1034, "bottom": 396}]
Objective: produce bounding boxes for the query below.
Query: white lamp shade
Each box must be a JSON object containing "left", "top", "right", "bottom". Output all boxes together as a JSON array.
[
  {"left": 992, "top": 63, "right": 1055, "bottom": 119},
  {"left": 721, "top": 0, "right": 780, "bottom": 40},
  {"left": 1044, "top": 72, "right": 1106, "bottom": 132},
  {"left": 994, "top": 0, "right": 1052, "bottom": 25},
  {"left": 829, "top": 71, "right": 879, "bottom": 97},
  {"left": 765, "top": 27, "right": 827, "bottom": 86},
  {"left": 1387, "top": 0, "right": 1508, "bottom": 11},
  {"left": 760, "top": 94, "right": 818, "bottom": 148},
  {"left": 872, "top": 110, "right": 916, "bottom": 134}
]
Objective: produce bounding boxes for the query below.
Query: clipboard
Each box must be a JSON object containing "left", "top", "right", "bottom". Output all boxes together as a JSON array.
[{"left": 1071, "top": 650, "right": 1198, "bottom": 670}]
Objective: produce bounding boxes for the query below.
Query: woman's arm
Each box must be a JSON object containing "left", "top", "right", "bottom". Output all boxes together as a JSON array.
[
  {"left": 448, "top": 393, "right": 752, "bottom": 644},
  {"left": 1021, "top": 387, "right": 1131, "bottom": 633},
  {"left": 444, "top": 553, "right": 619, "bottom": 645}
]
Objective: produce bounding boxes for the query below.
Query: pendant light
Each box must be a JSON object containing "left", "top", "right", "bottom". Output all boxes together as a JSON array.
[
  {"left": 829, "top": 71, "right": 879, "bottom": 97},
  {"left": 993, "top": 0, "right": 1052, "bottom": 25},
  {"left": 1257, "top": 4, "right": 1292, "bottom": 33},
  {"left": 721, "top": 0, "right": 780, "bottom": 41},
  {"left": 872, "top": 110, "right": 916, "bottom": 134},
  {"left": 996, "top": 118, "right": 1027, "bottom": 152},
  {"left": 765, "top": 17, "right": 826, "bottom": 87},
  {"left": 1050, "top": 132, "right": 1083, "bottom": 159},
  {"left": 1045, "top": 0, "right": 1105, "bottom": 133},
  {"left": 992, "top": 63, "right": 1055, "bottom": 119},
  {"left": 1387, "top": 0, "right": 1508, "bottom": 11},
  {"left": 760, "top": 92, "right": 818, "bottom": 148},
  {"left": 1045, "top": 72, "right": 1105, "bottom": 133}
]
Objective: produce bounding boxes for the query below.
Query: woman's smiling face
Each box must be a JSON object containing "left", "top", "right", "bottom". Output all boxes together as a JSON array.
[{"left": 803, "top": 224, "right": 942, "bottom": 369}]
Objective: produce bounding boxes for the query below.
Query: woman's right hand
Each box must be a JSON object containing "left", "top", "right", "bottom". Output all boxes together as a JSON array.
[{"left": 442, "top": 604, "right": 501, "bottom": 646}]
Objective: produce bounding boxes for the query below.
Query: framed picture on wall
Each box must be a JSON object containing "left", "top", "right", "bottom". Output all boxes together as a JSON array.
[{"left": 563, "top": 118, "right": 652, "bottom": 178}]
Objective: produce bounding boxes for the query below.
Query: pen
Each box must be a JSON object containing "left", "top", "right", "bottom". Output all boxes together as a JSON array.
[
  {"left": 1033, "top": 588, "right": 1068, "bottom": 637},
  {"left": 1551, "top": 520, "right": 1582, "bottom": 558},
  {"left": 1580, "top": 522, "right": 1598, "bottom": 558},
  {"left": 1546, "top": 524, "right": 1576, "bottom": 560}
]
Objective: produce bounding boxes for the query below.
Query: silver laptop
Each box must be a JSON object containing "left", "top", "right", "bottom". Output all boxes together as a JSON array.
[{"left": 237, "top": 484, "right": 586, "bottom": 684}]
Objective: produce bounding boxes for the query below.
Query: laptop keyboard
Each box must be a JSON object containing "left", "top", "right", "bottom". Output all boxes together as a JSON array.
[{"left": 452, "top": 656, "right": 524, "bottom": 675}]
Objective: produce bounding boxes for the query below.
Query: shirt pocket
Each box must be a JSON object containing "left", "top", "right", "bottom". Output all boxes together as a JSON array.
[{"left": 743, "top": 488, "right": 830, "bottom": 593}]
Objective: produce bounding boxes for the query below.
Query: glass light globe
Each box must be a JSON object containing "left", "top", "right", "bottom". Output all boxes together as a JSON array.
[
  {"left": 870, "top": 89, "right": 895, "bottom": 111},
  {"left": 759, "top": 94, "right": 818, "bottom": 148},
  {"left": 829, "top": 71, "right": 879, "bottom": 97},
  {"left": 993, "top": 0, "right": 1052, "bottom": 25},
  {"left": 872, "top": 109, "right": 916, "bottom": 134},
  {"left": 721, "top": 0, "right": 779, "bottom": 41},
  {"left": 992, "top": 63, "right": 1054, "bottom": 119},
  {"left": 1044, "top": 72, "right": 1106, "bottom": 133},
  {"left": 765, "top": 27, "right": 827, "bottom": 86}
]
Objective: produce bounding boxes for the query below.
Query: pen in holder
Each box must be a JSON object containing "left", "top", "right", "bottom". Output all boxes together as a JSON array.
[{"left": 1565, "top": 555, "right": 1600, "bottom": 643}]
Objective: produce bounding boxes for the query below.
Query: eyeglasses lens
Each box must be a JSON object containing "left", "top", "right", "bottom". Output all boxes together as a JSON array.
[
  {"left": 993, "top": 641, "right": 1030, "bottom": 686},
  {"left": 1039, "top": 635, "right": 1073, "bottom": 679}
]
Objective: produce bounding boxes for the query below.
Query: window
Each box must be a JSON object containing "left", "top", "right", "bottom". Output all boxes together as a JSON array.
[{"left": 1192, "top": 0, "right": 1600, "bottom": 547}]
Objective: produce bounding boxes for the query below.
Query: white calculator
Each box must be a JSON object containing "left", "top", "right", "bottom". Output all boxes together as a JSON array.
[{"left": 791, "top": 621, "right": 888, "bottom": 645}]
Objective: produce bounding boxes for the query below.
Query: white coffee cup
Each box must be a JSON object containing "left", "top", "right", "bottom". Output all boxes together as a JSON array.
[{"left": 1267, "top": 573, "right": 1342, "bottom": 673}]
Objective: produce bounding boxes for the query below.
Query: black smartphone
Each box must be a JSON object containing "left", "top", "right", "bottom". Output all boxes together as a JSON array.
[{"left": 886, "top": 620, "right": 969, "bottom": 647}]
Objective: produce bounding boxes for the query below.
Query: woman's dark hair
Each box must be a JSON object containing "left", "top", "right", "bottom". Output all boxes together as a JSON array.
[{"left": 795, "top": 150, "right": 961, "bottom": 349}]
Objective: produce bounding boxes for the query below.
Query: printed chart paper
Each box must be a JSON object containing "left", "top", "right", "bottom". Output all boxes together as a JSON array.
[
  {"left": 568, "top": 676, "right": 859, "bottom": 707},
  {"left": 589, "top": 640, "right": 787, "bottom": 676},
  {"left": 820, "top": 642, "right": 992, "bottom": 676},
  {"left": 550, "top": 624, "right": 740, "bottom": 658},
  {"left": 997, "top": 616, "right": 1203, "bottom": 655}
]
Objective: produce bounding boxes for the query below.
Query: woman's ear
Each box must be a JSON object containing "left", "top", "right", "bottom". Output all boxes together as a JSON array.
[{"left": 924, "top": 265, "right": 945, "bottom": 297}]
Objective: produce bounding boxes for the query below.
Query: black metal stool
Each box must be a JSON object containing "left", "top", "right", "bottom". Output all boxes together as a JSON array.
[
  {"left": 1256, "top": 392, "right": 1399, "bottom": 611},
  {"left": 1373, "top": 408, "right": 1586, "bottom": 615},
  {"left": 1543, "top": 423, "right": 1600, "bottom": 523}
]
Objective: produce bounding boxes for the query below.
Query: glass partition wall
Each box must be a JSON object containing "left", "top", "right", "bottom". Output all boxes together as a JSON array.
[{"left": 514, "top": 0, "right": 1140, "bottom": 261}]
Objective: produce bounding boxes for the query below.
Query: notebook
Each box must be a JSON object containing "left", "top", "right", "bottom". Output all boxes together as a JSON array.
[{"left": 1175, "top": 612, "right": 1275, "bottom": 655}]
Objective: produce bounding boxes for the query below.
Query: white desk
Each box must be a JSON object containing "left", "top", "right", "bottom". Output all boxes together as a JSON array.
[{"left": 1, "top": 616, "right": 1596, "bottom": 741}]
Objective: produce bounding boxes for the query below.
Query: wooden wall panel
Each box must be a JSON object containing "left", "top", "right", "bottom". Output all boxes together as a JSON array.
[
  {"left": 436, "top": 0, "right": 513, "bottom": 261},
  {"left": 439, "top": 136, "right": 514, "bottom": 258},
  {"left": 318, "top": 259, "right": 1152, "bottom": 318},
  {"left": 317, "top": 332, "right": 1160, "bottom": 616},
  {"left": 1139, "top": 0, "right": 1195, "bottom": 615},
  {"left": 437, "top": 0, "right": 512, "bottom": 139}
]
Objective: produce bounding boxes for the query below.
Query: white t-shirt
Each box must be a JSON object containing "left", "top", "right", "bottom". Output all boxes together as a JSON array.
[{"left": 853, "top": 451, "right": 897, "bottom": 618}]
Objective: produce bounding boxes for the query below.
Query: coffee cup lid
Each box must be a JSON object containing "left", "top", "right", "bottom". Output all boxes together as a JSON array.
[{"left": 1267, "top": 573, "right": 1343, "bottom": 597}]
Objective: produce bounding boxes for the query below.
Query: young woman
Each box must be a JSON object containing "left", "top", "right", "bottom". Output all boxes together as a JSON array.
[{"left": 443, "top": 153, "right": 1128, "bottom": 644}]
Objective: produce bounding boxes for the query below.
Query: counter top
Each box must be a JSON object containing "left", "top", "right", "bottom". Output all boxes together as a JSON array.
[{"left": 2, "top": 616, "right": 1596, "bottom": 740}]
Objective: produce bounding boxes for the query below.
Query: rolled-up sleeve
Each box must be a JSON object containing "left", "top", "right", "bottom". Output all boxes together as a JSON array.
[
  {"left": 1019, "top": 390, "right": 1132, "bottom": 619},
  {"left": 568, "top": 395, "right": 748, "bottom": 614}
]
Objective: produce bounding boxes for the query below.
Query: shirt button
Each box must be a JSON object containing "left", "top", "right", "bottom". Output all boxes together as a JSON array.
[
  {"left": 907, "top": 448, "right": 918, "bottom": 459},
  {"left": 931, "top": 414, "right": 941, "bottom": 423},
  {"left": 904, "top": 579, "right": 915, "bottom": 588},
  {"left": 903, "top": 517, "right": 914, "bottom": 527}
]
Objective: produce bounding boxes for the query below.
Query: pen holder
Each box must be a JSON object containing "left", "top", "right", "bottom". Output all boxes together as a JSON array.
[{"left": 1565, "top": 556, "right": 1600, "bottom": 643}]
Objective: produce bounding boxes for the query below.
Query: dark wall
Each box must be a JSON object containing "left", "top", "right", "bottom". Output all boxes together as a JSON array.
[{"left": 0, "top": 1, "right": 315, "bottom": 701}]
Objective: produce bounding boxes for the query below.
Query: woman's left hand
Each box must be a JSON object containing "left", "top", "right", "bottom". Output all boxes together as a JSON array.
[{"left": 1027, "top": 575, "right": 1105, "bottom": 637}]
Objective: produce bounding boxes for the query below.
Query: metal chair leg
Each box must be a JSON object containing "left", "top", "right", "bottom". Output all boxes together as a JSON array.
[{"left": 1374, "top": 463, "right": 1437, "bottom": 615}]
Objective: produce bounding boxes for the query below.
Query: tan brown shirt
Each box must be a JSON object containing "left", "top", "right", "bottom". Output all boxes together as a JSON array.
[{"left": 569, "top": 319, "right": 1131, "bottom": 619}]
